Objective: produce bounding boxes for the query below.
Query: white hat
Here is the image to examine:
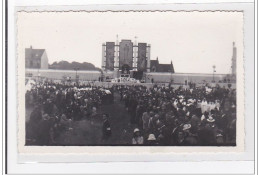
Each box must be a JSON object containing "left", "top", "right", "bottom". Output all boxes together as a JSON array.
[
  {"left": 207, "top": 116, "right": 215, "bottom": 122},
  {"left": 216, "top": 133, "right": 223, "bottom": 137},
  {"left": 183, "top": 124, "right": 191, "bottom": 131},
  {"left": 147, "top": 134, "right": 156, "bottom": 141},
  {"left": 134, "top": 128, "right": 140, "bottom": 133}
]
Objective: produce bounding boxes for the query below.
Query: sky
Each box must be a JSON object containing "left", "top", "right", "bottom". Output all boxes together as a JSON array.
[{"left": 17, "top": 11, "right": 243, "bottom": 74}]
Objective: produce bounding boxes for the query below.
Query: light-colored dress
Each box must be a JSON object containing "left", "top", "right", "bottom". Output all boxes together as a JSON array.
[
  {"left": 142, "top": 112, "right": 150, "bottom": 130},
  {"left": 201, "top": 100, "right": 208, "bottom": 114},
  {"left": 132, "top": 136, "right": 144, "bottom": 144}
]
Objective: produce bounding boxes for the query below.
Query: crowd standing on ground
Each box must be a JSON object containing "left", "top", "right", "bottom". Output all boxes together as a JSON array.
[
  {"left": 26, "top": 82, "right": 113, "bottom": 145},
  {"left": 117, "top": 83, "right": 236, "bottom": 145},
  {"left": 25, "top": 80, "right": 236, "bottom": 146}
]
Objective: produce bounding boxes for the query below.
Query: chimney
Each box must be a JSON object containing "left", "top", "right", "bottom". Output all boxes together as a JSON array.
[
  {"left": 171, "top": 60, "right": 173, "bottom": 65},
  {"left": 30, "top": 45, "right": 32, "bottom": 49}
]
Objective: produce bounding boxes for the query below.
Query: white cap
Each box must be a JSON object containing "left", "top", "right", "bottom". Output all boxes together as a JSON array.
[
  {"left": 147, "top": 134, "right": 156, "bottom": 141},
  {"left": 134, "top": 128, "right": 140, "bottom": 133}
]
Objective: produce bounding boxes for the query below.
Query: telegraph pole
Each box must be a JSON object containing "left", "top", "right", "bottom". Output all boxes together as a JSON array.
[{"left": 74, "top": 67, "right": 79, "bottom": 85}]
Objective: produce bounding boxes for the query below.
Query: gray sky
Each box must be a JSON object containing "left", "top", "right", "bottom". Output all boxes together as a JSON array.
[{"left": 17, "top": 11, "right": 243, "bottom": 74}]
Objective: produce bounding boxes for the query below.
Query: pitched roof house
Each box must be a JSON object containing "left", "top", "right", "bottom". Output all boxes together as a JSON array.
[
  {"left": 25, "top": 46, "right": 49, "bottom": 69},
  {"left": 150, "top": 57, "right": 174, "bottom": 73}
]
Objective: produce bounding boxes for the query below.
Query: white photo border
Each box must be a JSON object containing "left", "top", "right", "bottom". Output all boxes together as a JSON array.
[{"left": 5, "top": 1, "right": 255, "bottom": 174}]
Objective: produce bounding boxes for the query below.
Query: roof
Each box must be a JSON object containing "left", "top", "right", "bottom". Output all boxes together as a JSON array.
[
  {"left": 150, "top": 60, "right": 159, "bottom": 66},
  {"left": 25, "top": 48, "right": 45, "bottom": 60},
  {"left": 157, "top": 64, "right": 174, "bottom": 73},
  {"left": 26, "top": 68, "right": 101, "bottom": 74},
  {"left": 121, "top": 39, "right": 132, "bottom": 42},
  {"left": 150, "top": 59, "right": 174, "bottom": 73}
]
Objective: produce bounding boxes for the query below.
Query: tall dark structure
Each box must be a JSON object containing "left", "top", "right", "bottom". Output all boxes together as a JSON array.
[
  {"left": 102, "top": 38, "right": 151, "bottom": 72},
  {"left": 119, "top": 40, "right": 133, "bottom": 70},
  {"left": 102, "top": 38, "right": 174, "bottom": 80},
  {"left": 105, "top": 42, "right": 115, "bottom": 70},
  {"left": 137, "top": 43, "right": 147, "bottom": 71}
]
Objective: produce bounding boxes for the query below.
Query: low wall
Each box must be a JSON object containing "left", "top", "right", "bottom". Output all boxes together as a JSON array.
[
  {"left": 26, "top": 69, "right": 101, "bottom": 81},
  {"left": 145, "top": 72, "right": 230, "bottom": 84},
  {"left": 25, "top": 69, "right": 235, "bottom": 89}
]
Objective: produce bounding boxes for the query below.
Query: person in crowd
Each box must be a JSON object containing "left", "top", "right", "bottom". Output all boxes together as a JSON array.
[
  {"left": 146, "top": 134, "right": 157, "bottom": 145},
  {"left": 182, "top": 124, "right": 198, "bottom": 145},
  {"left": 26, "top": 104, "right": 42, "bottom": 144},
  {"left": 142, "top": 111, "right": 150, "bottom": 132},
  {"left": 176, "top": 131, "right": 186, "bottom": 146},
  {"left": 37, "top": 113, "right": 53, "bottom": 145},
  {"left": 197, "top": 119, "right": 217, "bottom": 145},
  {"left": 132, "top": 128, "right": 144, "bottom": 145},
  {"left": 102, "top": 113, "right": 112, "bottom": 140}
]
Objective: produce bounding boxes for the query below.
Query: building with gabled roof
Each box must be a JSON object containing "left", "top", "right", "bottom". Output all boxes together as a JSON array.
[
  {"left": 150, "top": 57, "right": 174, "bottom": 73},
  {"left": 25, "top": 46, "right": 49, "bottom": 69}
]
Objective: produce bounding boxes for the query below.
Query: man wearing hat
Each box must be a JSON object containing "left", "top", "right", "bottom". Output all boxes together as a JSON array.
[
  {"left": 146, "top": 134, "right": 157, "bottom": 145},
  {"left": 197, "top": 118, "right": 217, "bottom": 145},
  {"left": 181, "top": 124, "right": 198, "bottom": 146}
]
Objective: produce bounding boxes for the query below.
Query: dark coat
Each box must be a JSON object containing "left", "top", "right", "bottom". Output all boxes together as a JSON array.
[
  {"left": 198, "top": 126, "right": 217, "bottom": 145},
  {"left": 102, "top": 119, "right": 112, "bottom": 139}
]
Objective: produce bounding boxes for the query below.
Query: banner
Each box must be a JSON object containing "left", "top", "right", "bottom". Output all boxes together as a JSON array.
[
  {"left": 106, "top": 42, "right": 115, "bottom": 70},
  {"left": 137, "top": 43, "right": 147, "bottom": 71},
  {"left": 119, "top": 40, "right": 133, "bottom": 69}
]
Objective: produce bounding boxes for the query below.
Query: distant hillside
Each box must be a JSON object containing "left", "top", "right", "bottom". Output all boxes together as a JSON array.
[{"left": 49, "top": 61, "right": 101, "bottom": 71}]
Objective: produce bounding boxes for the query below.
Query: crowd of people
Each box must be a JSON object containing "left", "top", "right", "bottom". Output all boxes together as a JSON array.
[
  {"left": 117, "top": 84, "right": 236, "bottom": 145},
  {"left": 25, "top": 79, "right": 236, "bottom": 146},
  {"left": 26, "top": 82, "right": 114, "bottom": 145}
]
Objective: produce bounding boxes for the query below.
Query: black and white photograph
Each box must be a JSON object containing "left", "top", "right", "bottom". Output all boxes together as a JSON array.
[{"left": 17, "top": 11, "right": 244, "bottom": 148}]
